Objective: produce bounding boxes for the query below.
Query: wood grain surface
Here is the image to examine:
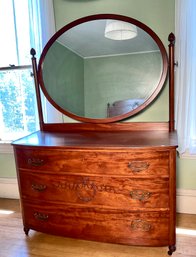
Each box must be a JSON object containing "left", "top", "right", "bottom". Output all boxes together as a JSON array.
[{"left": 0, "top": 199, "right": 195, "bottom": 257}]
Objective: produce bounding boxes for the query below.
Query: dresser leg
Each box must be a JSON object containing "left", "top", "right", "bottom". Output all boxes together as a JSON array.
[
  {"left": 24, "top": 227, "right": 30, "bottom": 236},
  {"left": 168, "top": 245, "right": 176, "bottom": 255}
]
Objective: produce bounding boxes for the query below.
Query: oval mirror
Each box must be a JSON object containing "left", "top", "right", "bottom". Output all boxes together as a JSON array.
[{"left": 38, "top": 14, "right": 168, "bottom": 123}]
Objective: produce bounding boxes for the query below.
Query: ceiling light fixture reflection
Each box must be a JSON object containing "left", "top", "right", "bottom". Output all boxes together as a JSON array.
[{"left": 105, "top": 20, "right": 137, "bottom": 41}]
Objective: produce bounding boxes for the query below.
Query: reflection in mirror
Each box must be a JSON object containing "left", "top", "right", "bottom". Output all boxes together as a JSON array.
[{"left": 41, "top": 19, "right": 162, "bottom": 119}]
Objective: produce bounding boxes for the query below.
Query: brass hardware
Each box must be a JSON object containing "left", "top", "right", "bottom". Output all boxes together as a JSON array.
[
  {"left": 128, "top": 161, "right": 150, "bottom": 173},
  {"left": 32, "top": 184, "right": 47, "bottom": 192},
  {"left": 34, "top": 212, "right": 48, "bottom": 221},
  {"left": 28, "top": 158, "right": 44, "bottom": 167},
  {"left": 131, "top": 219, "right": 152, "bottom": 232},
  {"left": 130, "top": 189, "right": 151, "bottom": 202}
]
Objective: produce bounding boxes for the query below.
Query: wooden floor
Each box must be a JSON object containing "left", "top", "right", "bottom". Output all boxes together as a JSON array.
[{"left": 0, "top": 198, "right": 196, "bottom": 257}]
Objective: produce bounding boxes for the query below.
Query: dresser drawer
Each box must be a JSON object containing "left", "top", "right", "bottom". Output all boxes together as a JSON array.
[
  {"left": 19, "top": 172, "right": 169, "bottom": 209},
  {"left": 22, "top": 201, "right": 170, "bottom": 246},
  {"left": 15, "top": 148, "right": 169, "bottom": 177}
]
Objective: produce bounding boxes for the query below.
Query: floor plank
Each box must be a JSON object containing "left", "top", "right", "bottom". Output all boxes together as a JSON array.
[{"left": 0, "top": 198, "right": 196, "bottom": 257}]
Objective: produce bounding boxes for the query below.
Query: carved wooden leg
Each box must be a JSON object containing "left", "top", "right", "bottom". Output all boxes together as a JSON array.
[
  {"left": 168, "top": 245, "right": 176, "bottom": 255},
  {"left": 23, "top": 227, "right": 30, "bottom": 236}
]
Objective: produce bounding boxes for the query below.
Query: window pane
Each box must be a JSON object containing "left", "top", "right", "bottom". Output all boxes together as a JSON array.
[
  {"left": 14, "top": 0, "right": 31, "bottom": 65},
  {"left": 0, "top": 0, "right": 31, "bottom": 66},
  {"left": 0, "top": 68, "right": 39, "bottom": 140},
  {"left": 0, "top": 0, "right": 17, "bottom": 66}
]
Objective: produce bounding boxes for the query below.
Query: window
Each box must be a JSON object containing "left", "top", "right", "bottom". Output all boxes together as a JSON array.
[
  {"left": 0, "top": 67, "right": 38, "bottom": 141},
  {"left": 0, "top": 0, "right": 39, "bottom": 141},
  {"left": 175, "top": 0, "right": 196, "bottom": 157}
]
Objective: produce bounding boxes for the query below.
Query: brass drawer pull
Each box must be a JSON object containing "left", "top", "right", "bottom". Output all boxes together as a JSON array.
[
  {"left": 128, "top": 161, "right": 150, "bottom": 173},
  {"left": 34, "top": 212, "right": 48, "bottom": 221},
  {"left": 32, "top": 184, "right": 47, "bottom": 192},
  {"left": 130, "top": 190, "right": 151, "bottom": 202},
  {"left": 131, "top": 219, "right": 152, "bottom": 232},
  {"left": 28, "top": 158, "right": 44, "bottom": 167}
]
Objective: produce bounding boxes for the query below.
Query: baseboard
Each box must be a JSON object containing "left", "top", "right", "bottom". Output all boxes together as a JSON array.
[
  {"left": 177, "top": 189, "right": 196, "bottom": 214},
  {"left": 0, "top": 178, "right": 19, "bottom": 199},
  {"left": 0, "top": 179, "right": 195, "bottom": 214}
]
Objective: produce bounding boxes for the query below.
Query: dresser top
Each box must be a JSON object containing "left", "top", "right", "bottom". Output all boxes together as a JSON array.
[{"left": 12, "top": 130, "right": 178, "bottom": 149}]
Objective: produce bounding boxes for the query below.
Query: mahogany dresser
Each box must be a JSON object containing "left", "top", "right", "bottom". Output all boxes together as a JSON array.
[{"left": 12, "top": 14, "right": 177, "bottom": 255}]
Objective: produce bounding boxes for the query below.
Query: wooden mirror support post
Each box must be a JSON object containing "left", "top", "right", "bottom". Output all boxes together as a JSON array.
[
  {"left": 168, "top": 33, "right": 175, "bottom": 132},
  {"left": 30, "top": 48, "right": 44, "bottom": 131}
]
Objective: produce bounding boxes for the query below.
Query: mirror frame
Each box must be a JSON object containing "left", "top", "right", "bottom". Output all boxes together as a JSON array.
[{"left": 37, "top": 14, "right": 168, "bottom": 124}]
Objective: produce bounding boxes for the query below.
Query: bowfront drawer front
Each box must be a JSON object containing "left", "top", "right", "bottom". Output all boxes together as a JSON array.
[
  {"left": 19, "top": 172, "right": 169, "bottom": 209},
  {"left": 15, "top": 148, "right": 169, "bottom": 177},
  {"left": 22, "top": 201, "right": 170, "bottom": 246}
]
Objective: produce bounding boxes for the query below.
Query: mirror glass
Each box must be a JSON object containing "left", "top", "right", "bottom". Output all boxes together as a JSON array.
[{"left": 39, "top": 16, "right": 167, "bottom": 121}]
